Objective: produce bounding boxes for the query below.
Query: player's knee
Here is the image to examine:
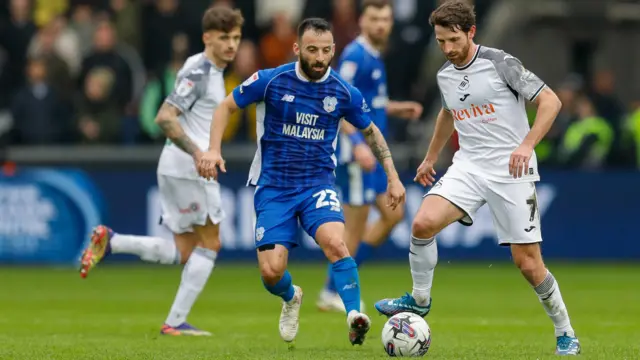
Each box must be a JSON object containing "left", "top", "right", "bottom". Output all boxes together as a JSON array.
[
  {"left": 178, "top": 247, "right": 193, "bottom": 264},
  {"left": 196, "top": 224, "right": 222, "bottom": 253},
  {"left": 259, "top": 260, "right": 287, "bottom": 286},
  {"left": 411, "top": 213, "right": 440, "bottom": 239},
  {"left": 323, "top": 237, "right": 350, "bottom": 263},
  {"left": 512, "top": 246, "right": 545, "bottom": 278},
  {"left": 199, "top": 238, "right": 221, "bottom": 253}
]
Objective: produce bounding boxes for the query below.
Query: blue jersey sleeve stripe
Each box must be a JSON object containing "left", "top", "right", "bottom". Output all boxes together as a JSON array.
[
  {"left": 263, "top": 69, "right": 296, "bottom": 100},
  {"left": 330, "top": 75, "right": 352, "bottom": 103}
]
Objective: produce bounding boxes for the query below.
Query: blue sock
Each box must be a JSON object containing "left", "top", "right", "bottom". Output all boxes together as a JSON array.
[
  {"left": 354, "top": 242, "right": 376, "bottom": 267},
  {"left": 325, "top": 262, "right": 337, "bottom": 292},
  {"left": 331, "top": 257, "right": 361, "bottom": 314},
  {"left": 263, "top": 270, "right": 295, "bottom": 302},
  {"left": 326, "top": 242, "right": 376, "bottom": 293}
]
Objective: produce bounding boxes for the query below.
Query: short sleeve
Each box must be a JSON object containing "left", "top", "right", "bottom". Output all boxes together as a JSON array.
[
  {"left": 337, "top": 48, "right": 364, "bottom": 85},
  {"left": 440, "top": 92, "right": 449, "bottom": 110},
  {"left": 342, "top": 85, "right": 372, "bottom": 130},
  {"left": 495, "top": 53, "right": 546, "bottom": 102},
  {"left": 232, "top": 69, "right": 272, "bottom": 109},
  {"left": 165, "top": 70, "right": 205, "bottom": 113}
]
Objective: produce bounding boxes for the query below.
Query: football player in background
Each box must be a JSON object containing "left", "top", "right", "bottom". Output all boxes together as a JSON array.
[{"left": 78, "top": 5, "right": 244, "bottom": 337}]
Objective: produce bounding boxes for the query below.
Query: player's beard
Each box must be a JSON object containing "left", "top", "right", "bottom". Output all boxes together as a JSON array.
[
  {"left": 299, "top": 55, "right": 331, "bottom": 81},
  {"left": 447, "top": 40, "right": 471, "bottom": 66},
  {"left": 366, "top": 30, "right": 389, "bottom": 49}
]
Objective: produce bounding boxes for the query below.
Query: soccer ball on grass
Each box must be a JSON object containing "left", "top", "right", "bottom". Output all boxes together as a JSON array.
[{"left": 381, "top": 312, "right": 431, "bottom": 357}]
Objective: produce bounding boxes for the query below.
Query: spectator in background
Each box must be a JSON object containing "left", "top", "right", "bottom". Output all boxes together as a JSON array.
[
  {"left": 254, "top": 0, "right": 303, "bottom": 31},
  {"left": 330, "top": 0, "right": 358, "bottom": 58},
  {"left": 32, "top": 0, "right": 67, "bottom": 27},
  {"left": 139, "top": 32, "right": 188, "bottom": 143},
  {"left": 559, "top": 96, "right": 614, "bottom": 169},
  {"left": 623, "top": 101, "right": 640, "bottom": 168},
  {"left": 591, "top": 69, "right": 623, "bottom": 130},
  {"left": 259, "top": 11, "right": 296, "bottom": 68},
  {"left": 223, "top": 40, "right": 258, "bottom": 142},
  {"left": 528, "top": 78, "right": 581, "bottom": 166},
  {"left": 10, "top": 56, "right": 71, "bottom": 144},
  {"left": 79, "top": 19, "right": 132, "bottom": 108},
  {"left": 27, "top": 21, "right": 74, "bottom": 102},
  {"left": 75, "top": 66, "right": 122, "bottom": 144},
  {"left": 0, "top": 0, "right": 37, "bottom": 109},
  {"left": 590, "top": 69, "right": 626, "bottom": 166},
  {"left": 68, "top": 4, "right": 95, "bottom": 57},
  {"left": 29, "top": 15, "right": 81, "bottom": 76},
  {"left": 108, "top": 0, "right": 141, "bottom": 52},
  {"left": 142, "top": 0, "right": 187, "bottom": 73}
]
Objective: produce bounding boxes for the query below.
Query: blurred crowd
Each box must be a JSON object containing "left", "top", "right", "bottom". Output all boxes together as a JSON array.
[
  {"left": 0, "top": 0, "right": 638, "bottom": 169},
  {"left": 524, "top": 71, "right": 640, "bottom": 169}
]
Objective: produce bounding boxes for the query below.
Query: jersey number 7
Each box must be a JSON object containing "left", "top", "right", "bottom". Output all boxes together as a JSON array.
[{"left": 526, "top": 192, "right": 538, "bottom": 222}]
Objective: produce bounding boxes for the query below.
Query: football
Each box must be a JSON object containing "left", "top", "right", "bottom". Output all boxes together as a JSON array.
[{"left": 381, "top": 312, "right": 431, "bottom": 357}]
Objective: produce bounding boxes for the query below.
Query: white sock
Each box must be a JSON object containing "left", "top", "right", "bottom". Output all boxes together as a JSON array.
[
  {"left": 165, "top": 247, "right": 216, "bottom": 327},
  {"left": 409, "top": 236, "right": 438, "bottom": 306},
  {"left": 111, "top": 233, "right": 180, "bottom": 264},
  {"left": 534, "top": 271, "right": 575, "bottom": 337}
]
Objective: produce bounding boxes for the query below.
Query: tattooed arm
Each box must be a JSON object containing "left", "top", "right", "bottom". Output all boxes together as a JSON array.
[
  {"left": 344, "top": 85, "right": 405, "bottom": 208},
  {"left": 155, "top": 102, "right": 201, "bottom": 159},
  {"left": 360, "top": 122, "right": 400, "bottom": 181},
  {"left": 360, "top": 122, "right": 405, "bottom": 208}
]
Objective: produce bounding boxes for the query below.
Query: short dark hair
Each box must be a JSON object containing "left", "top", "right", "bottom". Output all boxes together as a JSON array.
[
  {"left": 202, "top": 5, "right": 244, "bottom": 33},
  {"left": 361, "top": 0, "right": 392, "bottom": 12},
  {"left": 297, "top": 18, "right": 332, "bottom": 39},
  {"left": 429, "top": 0, "right": 476, "bottom": 33}
]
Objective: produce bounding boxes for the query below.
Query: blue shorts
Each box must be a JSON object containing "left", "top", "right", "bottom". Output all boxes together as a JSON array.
[
  {"left": 336, "top": 162, "right": 387, "bottom": 206},
  {"left": 253, "top": 184, "right": 345, "bottom": 249}
]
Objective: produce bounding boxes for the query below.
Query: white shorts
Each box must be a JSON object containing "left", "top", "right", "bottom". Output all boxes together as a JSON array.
[
  {"left": 427, "top": 164, "right": 542, "bottom": 245},
  {"left": 157, "top": 174, "right": 225, "bottom": 234}
]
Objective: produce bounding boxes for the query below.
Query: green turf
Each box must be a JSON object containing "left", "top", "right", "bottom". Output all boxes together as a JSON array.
[{"left": 1, "top": 262, "right": 638, "bottom": 359}]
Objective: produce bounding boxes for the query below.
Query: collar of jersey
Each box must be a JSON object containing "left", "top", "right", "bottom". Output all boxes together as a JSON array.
[
  {"left": 295, "top": 62, "right": 332, "bottom": 83},
  {"left": 356, "top": 35, "right": 380, "bottom": 58},
  {"left": 201, "top": 53, "right": 225, "bottom": 73},
  {"left": 454, "top": 45, "right": 481, "bottom": 71}
]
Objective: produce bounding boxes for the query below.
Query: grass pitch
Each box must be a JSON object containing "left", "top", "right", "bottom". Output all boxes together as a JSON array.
[{"left": 1, "top": 262, "right": 639, "bottom": 359}]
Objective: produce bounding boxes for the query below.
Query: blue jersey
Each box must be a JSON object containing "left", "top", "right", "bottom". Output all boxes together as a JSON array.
[
  {"left": 232, "top": 62, "right": 372, "bottom": 188},
  {"left": 337, "top": 36, "right": 388, "bottom": 134}
]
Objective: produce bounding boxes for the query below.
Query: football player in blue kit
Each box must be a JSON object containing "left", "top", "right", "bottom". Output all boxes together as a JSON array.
[
  {"left": 197, "top": 18, "right": 406, "bottom": 346},
  {"left": 318, "top": 0, "right": 423, "bottom": 312}
]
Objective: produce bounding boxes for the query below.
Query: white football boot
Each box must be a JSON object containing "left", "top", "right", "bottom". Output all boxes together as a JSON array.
[
  {"left": 316, "top": 289, "right": 366, "bottom": 313},
  {"left": 279, "top": 285, "right": 303, "bottom": 343},
  {"left": 347, "top": 310, "right": 371, "bottom": 345}
]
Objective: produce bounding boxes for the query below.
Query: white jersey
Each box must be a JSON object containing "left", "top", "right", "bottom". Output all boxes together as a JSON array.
[
  {"left": 437, "top": 45, "right": 546, "bottom": 183},
  {"left": 157, "top": 53, "right": 226, "bottom": 179}
]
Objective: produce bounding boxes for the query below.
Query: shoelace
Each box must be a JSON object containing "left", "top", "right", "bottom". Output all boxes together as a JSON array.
[
  {"left": 557, "top": 335, "right": 573, "bottom": 349},
  {"left": 399, "top": 292, "right": 414, "bottom": 303},
  {"left": 281, "top": 301, "right": 298, "bottom": 328}
]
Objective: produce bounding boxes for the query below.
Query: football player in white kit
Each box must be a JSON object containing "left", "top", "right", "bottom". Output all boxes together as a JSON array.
[
  {"left": 374, "top": 0, "right": 581, "bottom": 355},
  {"left": 78, "top": 5, "right": 244, "bottom": 336}
]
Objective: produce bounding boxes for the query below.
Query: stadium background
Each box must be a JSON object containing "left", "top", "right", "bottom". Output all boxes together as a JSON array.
[
  {"left": 1, "top": 1, "right": 640, "bottom": 359},
  {"left": 2, "top": 0, "right": 640, "bottom": 264}
]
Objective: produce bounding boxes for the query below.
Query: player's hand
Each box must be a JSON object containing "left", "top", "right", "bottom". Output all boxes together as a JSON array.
[
  {"left": 386, "top": 177, "right": 406, "bottom": 210},
  {"left": 414, "top": 158, "right": 437, "bottom": 187},
  {"left": 509, "top": 143, "right": 534, "bottom": 178},
  {"left": 353, "top": 143, "right": 376, "bottom": 171},
  {"left": 197, "top": 150, "right": 226, "bottom": 180},
  {"left": 397, "top": 101, "right": 423, "bottom": 120}
]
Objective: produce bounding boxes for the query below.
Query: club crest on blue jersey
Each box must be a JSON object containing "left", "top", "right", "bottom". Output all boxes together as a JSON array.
[
  {"left": 323, "top": 96, "right": 337, "bottom": 113},
  {"left": 255, "top": 226, "right": 265, "bottom": 242},
  {"left": 230, "top": 61, "right": 371, "bottom": 188}
]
